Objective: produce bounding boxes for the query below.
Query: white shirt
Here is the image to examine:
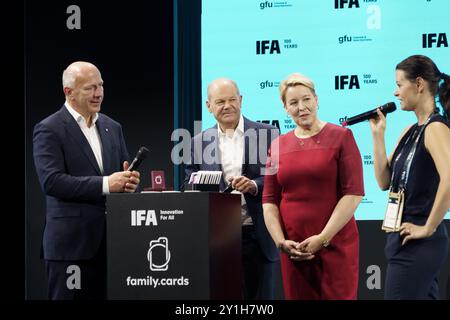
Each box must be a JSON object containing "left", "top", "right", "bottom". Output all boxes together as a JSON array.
[
  {"left": 65, "top": 102, "right": 110, "bottom": 194},
  {"left": 217, "top": 115, "right": 255, "bottom": 226}
]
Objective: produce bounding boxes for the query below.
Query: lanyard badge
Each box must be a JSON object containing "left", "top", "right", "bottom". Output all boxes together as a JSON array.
[
  {"left": 381, "top": 115, "right": 433, "bottom": 233},
  {"left": 382, "top": 189, "right": 404, "bottom": 232}
]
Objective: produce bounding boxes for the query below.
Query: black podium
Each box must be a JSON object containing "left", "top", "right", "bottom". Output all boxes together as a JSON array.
[{"left": 106, "top": 192, "right": 242, "bottom": 299}]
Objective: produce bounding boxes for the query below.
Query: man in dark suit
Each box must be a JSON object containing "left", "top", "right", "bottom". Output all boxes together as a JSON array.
[
  {"left": 183, "top": 78, "right": 279, "bottom": 299},
  {"left": 33, "top": 61, "right": 140, "bottom": 300}
]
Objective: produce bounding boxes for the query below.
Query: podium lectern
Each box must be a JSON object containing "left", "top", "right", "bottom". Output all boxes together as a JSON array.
[{"left": 106, "top": 192, "right": 242, "bottom": 299}]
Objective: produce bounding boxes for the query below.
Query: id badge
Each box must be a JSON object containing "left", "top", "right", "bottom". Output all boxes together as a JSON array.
[{"left": 382, "top": 190, "right": 404, "bottom": 232}]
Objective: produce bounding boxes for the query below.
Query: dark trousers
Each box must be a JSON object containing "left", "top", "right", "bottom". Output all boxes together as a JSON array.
[
  {"left": 45, "top": 237, "right": 106, "bottom": 300},
  {"left": 242, "top": 225, "right": 276, "bottom": 300},
  {"left": 384, "top": 223, "right": 449, "bottom": 299}
]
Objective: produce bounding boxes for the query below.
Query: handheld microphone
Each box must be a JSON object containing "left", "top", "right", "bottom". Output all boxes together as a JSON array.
[
  {"left": 223, "top": 184, "right": 234, "bottom": 193},
  {"left": 342, "top": 102, "right": 397, "bottom": 126},
  {"left": 128, "top": 146, "right": 149, "bottom": 171}
]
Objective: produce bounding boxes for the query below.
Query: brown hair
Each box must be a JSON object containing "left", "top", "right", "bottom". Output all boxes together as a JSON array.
[{"left": 396, "top": 55, "right": 449, "bottom": 120}]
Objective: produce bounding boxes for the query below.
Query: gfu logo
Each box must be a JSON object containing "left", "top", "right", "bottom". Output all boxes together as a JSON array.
[
  {"left": 260, "top": 1, "right": 272, "bottom": 9},
  {"left": 260, "top": 80, "right": 280, "bottom": 89},
  {"left": 338, "top": 35, "right": 352, "bottom": 44},
  {"left": 147, "top": 237, "right": 171, "bottom": 271}
]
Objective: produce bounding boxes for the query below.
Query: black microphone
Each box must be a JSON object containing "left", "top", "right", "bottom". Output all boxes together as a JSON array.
[
  {"left": 128, "top": 146, "right": 149, "bottom": 171},
  {"left": 342, "top": 102, "right": 397, "bottom": 126}
]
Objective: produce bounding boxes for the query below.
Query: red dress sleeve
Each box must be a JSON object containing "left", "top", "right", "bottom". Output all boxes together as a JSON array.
[{"left": 338, "top": 129, "right": 365, "bottom": 196}]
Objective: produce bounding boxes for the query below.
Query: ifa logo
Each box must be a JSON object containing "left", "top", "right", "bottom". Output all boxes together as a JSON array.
[
  {"left": 422, "top": 33, "right": 448, "bottom": 48},
  {"left": 256, "top": 40, "right": 281, "bottom": 55},
  {"left": 335, "top": 75, "right": 361, "bottom": 90},
  {"left": 131, "top": 210, "right": 158, "bottom": 226}
]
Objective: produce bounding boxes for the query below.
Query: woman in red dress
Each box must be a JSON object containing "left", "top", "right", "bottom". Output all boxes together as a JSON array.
[{"left": 262, "top": 73, "right": 365, "bottom": 299}]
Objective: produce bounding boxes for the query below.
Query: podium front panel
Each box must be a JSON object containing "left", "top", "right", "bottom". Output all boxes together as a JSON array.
[{"left": 106, "top": 192, "right": 241, "bottom": 299}]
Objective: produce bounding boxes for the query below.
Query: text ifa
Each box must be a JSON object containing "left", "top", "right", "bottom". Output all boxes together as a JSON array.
[
  {"left": 256, "top": 40, "right": 280, "bottom": 55},
  {"left": 335, "top": 75, "right": 360, "bottom": 90},
  {"left": 335, "top": 0, "right": 360, "bottom": 9},
  {"left": 131, "top": 210, "right": 158, "bottom": 226},
  {"left": 422, "top": 33, "right": 448, "bottom": 48}
]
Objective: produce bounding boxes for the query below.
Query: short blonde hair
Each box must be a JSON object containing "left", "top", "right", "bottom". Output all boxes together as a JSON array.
[{"left": 279, "top": 73, "right": 316, "bottom": 104}]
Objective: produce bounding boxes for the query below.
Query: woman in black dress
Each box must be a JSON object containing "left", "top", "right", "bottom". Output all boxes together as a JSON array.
[{"left": 370, "top": 55, "right": 450, "bottom": 299}]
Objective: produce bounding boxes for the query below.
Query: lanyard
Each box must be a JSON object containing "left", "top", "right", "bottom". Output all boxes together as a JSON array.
[{"left": 390, "top": 115, "right": 433, "bottom": 192}]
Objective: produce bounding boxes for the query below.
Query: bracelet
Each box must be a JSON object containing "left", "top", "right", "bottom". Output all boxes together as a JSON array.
[{"left": 320, "top": 235, "right": 330, "bottom": 248}]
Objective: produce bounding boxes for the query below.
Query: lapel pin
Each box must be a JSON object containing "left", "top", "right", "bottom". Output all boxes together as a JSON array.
[{"left": 105, "top": 128, "right": 109, "bottom": 132}]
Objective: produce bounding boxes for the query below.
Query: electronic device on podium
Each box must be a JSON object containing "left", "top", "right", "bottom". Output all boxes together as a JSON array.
[{"left": 185, "top": 170, "right": 223, "bottom": 192}]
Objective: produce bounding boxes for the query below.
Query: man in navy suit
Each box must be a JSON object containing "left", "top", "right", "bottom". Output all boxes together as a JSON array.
[
  {"left": 33, "top": 61, "right": 140, "bottom": 300},
  {"left": 183, "top": 78, "right": 279, "bottom": 299}
]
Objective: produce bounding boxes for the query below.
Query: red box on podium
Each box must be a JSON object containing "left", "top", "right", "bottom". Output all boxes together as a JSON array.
[{"left": 151, "top": 170, "right": 165, "bottom": 190}]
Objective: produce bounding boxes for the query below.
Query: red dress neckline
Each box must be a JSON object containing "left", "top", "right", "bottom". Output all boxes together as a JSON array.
[{"left": 291, "top": 122, "right": 329, "bottom": 140}]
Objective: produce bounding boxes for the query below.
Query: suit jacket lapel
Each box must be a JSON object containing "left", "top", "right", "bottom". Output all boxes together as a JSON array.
[
  {"left": 96, "top": 116, "right": 113, "bottom": 175},
  {"left": 203, "top": 127, "right": 222, "bottom": 171},
  {"left": 61, "top": 107, "right": 102, "bottom": 175},
  {"left": 242, "top": 117, "right": 250, "bottom": 176},
  {"left": 203, "top": 126, "right": 226, "bottom": 189}
]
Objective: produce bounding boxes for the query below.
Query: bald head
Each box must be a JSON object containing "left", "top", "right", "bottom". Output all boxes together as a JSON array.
[
  {"left": 62, "top": 61, "right": 104, "bottom": 122},
  {"left": 206, "top": 78, "right": 242, "bottom": 130},
  {"left": 62, "top": 61, "right": 100, "bottom": 89},
  {"left": 207, "top": 78, "right": 240, "bottom": 101}
]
